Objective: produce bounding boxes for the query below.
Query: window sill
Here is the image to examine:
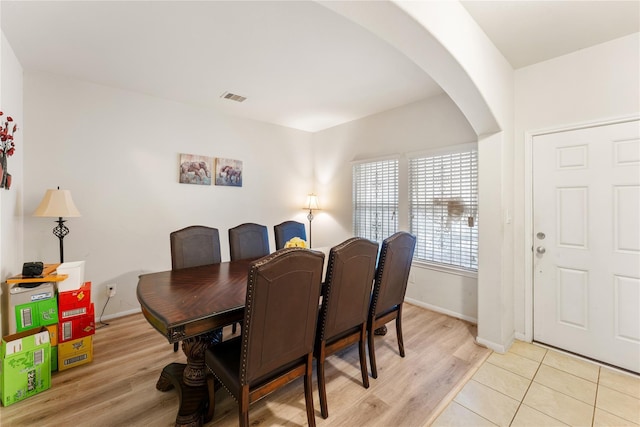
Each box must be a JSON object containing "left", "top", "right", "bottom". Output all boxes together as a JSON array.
[{"left": 411, "top": 260, "right": 478, "bottom": 279}]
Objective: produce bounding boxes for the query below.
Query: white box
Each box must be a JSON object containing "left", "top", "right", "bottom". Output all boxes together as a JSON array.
[{"left": 56, "top": 261, "right": 86, "bottom": 292}]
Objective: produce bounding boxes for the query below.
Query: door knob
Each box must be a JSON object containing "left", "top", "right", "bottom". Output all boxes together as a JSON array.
[{"left": 536, "top": 246, "right": 546, "bottom": 254}]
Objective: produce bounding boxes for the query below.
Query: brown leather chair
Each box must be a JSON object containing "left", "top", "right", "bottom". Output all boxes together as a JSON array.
[
  {"left": 170, "top": 225, "right": 222, "bottom": 269},
  {"left": 170, "top": 225, "right": 222, "bottom": 351},
  {"left": 274, "top": 220, "right": 307, "bottom": 249},
  {"left": 315, "top": 237, "right": 378, "bottom": 419},
  {"left": 367, "top": 231, "right": 417, "bottom": 379},
  {"left": 205, "top": 247, "right": 324, "bottom": 427},
  {"left": 228, "top": 223, "right": 270, "bottom": 261}
]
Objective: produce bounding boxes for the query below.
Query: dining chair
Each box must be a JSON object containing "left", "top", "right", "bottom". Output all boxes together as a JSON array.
[
  {"left": 274, "top": 220, "right": 307, "bottom": 249},
  {"left": 315, "top": 237, "right": 378, "bottom": 419},
  {"left": 228, "top": 223, "right": 270, "bottom": 261},
  {"left": 367, "top": 231, "right": 417, "bottom": 379},
  {"left": 205, "top": 247, "right": 324, "bottom": 427},
  {"left": 170, "top": 225, "right": 222, "bottom": 351}
]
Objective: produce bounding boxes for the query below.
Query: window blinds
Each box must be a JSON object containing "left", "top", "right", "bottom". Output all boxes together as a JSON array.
[
  {"left": 409, "top": 149, "right": 478, "bottom": 270},
  {"left": 352, "top": 159, "right": 398, "bottom": 243}
]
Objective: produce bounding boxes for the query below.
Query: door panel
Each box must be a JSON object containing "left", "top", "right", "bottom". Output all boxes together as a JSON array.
[{"left": 533, "top": 120, "right": 640, "bottom": 373}]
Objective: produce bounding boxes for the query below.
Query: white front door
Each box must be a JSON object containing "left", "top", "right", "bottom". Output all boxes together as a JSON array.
[{"left": 533, "top": 120, "right": 640, "bottom": 373}]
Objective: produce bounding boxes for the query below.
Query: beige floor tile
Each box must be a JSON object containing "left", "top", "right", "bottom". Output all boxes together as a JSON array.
[
  {"left": 596, "top": 384, "right": 640, "bottom": 424},
  {"left": 454, "top": 380, "right": 520, "bottom": 427},
  {"left": 542, "top": 350, "right": 600, "bottom": 382},
  {"left": 599, "top": 367, "right": 640, "bottom": 399},
  {"left": 593, "top": 407, "right": 640, "bottom": 427},
  {"left": 487, "top": 352, "right": 540, "bottom": 379},
  {"left": 431, "top": 402, "right": 498, "bottom": 427},
  {"left": 509, "top": 341, "right": 547, "bottom": 363},
  {"left": 473, "top": 362, "right": 531, "bottom": 401},
  {"left": 523, "top": 382, "right": 594, "bottom": 426},
  {"left": 534, "top": 364, "right": 597, "bottom": 405},
  {"left": 510, "top": 404, "right": 569, "bottom": 427}
]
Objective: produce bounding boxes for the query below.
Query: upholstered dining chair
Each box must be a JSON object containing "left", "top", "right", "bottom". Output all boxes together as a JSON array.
[
  {"left": 228, "top": 223, "right": 270, "bottom": 261},
  {"left": 205, "top": 247, "right": 324, "bottom": 427},
  {"left": 315, "top": 237, "right": 378, "bottom": 419},
  {"left": 274, "top": 220, "right": 307, "bottom": 249},
  {"left": 170, "top": 225, "right": 222, "bottom": 351},
  {"left": 367, "top": 231, "right": 417, "bottom": 379}
]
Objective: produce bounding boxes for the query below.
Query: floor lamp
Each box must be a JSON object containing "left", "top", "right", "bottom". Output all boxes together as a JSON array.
[
  {"left": 304, "top": 193, "right": 319, "bottom": 248},
  {"left": 33, "top": 187, "right": 81, "bottom": 263}
]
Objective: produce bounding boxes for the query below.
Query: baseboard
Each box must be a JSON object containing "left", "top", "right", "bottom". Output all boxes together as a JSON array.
[
  {"left": 100, "top": 307, "right": 142, "bottom": 321},
  {"left": 476, "top": 332, "right": 515, "bottom": 354},
  {"left": 405, "top": 297, "right": 477, "bottom": 324}
]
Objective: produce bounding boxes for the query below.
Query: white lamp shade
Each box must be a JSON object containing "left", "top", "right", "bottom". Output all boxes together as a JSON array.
[
  {"left": 33, "top": 189, "right": 81, "bottom": 218},
  {"left": 305, "top": 194, "right": 320, "bottom": 210}
]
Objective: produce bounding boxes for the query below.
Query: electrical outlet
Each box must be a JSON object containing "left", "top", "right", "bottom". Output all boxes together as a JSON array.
[{"left": 106, "top": 284, "right": 117, "bottom": 297}]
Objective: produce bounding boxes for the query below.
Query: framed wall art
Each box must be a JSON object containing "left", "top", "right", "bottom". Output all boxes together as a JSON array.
[
  {"left": 179, "top": 153, "right": 212, "bottom": 186},
  {"left": 215, "top": 158, "right": 243, "bottom": 187}
]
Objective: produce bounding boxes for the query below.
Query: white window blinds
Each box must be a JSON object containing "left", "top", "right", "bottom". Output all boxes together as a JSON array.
[
  {"left": 409, "top": 148, "right": 478, "bottom": 270},
  {"left": 352, "top": 159, "right": 398, "bottom": 243}
]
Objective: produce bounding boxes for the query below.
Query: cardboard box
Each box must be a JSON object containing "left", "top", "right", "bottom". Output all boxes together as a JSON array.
[
  {"left": 8, "top": 283, "right": 56, "bottom": 334},
  {"left": 45, "top": 324, "right": 58, "bottom": 347},
  {"left": 14, "top": 298, "right": 58, "bottom": 333},
  {"left": 58, "top": 282, "right": 92, "bottom": 320},
  {"left": 58, "top": 335, "right": 93, "bottom": 371},
  {"left": 0, "top": 327, "right": 51, "bottom": 406},
  {"left": 59, "top": 304, "right": 95, "bottom": 343},
  {"left": 51, "top": 346, "right": 57, "bottom": 373},
  {"left": 56, "top": 261, "right": 86, "bottom": 293}
]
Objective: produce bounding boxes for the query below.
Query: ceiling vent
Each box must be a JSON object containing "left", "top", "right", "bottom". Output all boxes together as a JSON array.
[{"left": 220, "top": 92, "right": 247, "bottom": 103}]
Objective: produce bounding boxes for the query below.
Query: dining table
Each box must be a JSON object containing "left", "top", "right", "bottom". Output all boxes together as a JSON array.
[
  {"left": 136, "top": 247, "right": 331, "bottom": 426},
  {"left": 137, "top": 259, "right": 254, "bottom": 427}
]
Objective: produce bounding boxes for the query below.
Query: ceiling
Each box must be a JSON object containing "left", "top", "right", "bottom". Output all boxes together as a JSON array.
[{"left": 1, "top": 1, "right": 638, "bottom": 133}]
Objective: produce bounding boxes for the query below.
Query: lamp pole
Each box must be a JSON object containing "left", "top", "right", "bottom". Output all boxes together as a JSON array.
[{"left": 52, "top": 217, "right": 70, "bottom": 263}]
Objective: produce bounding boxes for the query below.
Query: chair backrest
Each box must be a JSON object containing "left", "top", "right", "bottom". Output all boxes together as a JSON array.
[
  {"left": 274, "top": 221, "right": 307, "bottom": 250},
  {"left": 318, "top": 237, "right": 378, "bottom": 342},
  {"left": 370, "top": 232, "right": 417, "bottom": 318},
  {"left": 170, "top": 225, "right": 221, "bottom": 270},
  {"left": 228, "top": 223, "right": 270, "bottom": 261},
  {"left": 240, "top": 248, "right": 324, "bottom": 385}
]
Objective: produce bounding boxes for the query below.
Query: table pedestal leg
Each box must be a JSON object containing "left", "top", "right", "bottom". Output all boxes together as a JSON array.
[{"left": 156, "top": 332, "right": 219, "bottom": 427}]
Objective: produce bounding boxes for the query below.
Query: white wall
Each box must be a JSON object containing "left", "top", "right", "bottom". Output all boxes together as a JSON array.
[
  {"left": 0, "top": 30, "right": 24, "bottom": 336},
  {"left": 513, "top": 33, "right": 640, "bottom": 338},
  {"left": 313, "top": 93, "right": 479, "bottom": 320},
  {"left": 0, "top": 32, "right": 24, "bottom": 279},
  {"left": 22, "top": 72, "right": 314, "bottom": 319}
]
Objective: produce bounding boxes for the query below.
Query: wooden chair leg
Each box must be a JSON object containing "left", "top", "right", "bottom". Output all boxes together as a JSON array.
[
  {"left": 396, "top": 309, "right": 405, "bottom": 357},
  {"left": 368, "top": 323, "right": 378, "bottom": 379},
  {"left": 359, "top": 325, "right": 369, "bottom": 388},
  {"left": 316, "top": 344, "right": 329, "bottom": 418},
  {"left": 304, "top": 355, "right": 316, "bottom": 427},
  {"left": 205, "top": 374, "right": 216, "bottom": 422},
  {"left": 232, "top": 322, "right": 237, "bottom": 334},
  {"left": 173, "top": 342, "right": 179, "bottom": 352},
  {"left": 239, "top": 386, "right": 250, "bottom": 427}
]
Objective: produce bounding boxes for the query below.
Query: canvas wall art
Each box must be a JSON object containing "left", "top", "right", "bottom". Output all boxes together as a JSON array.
[
  {"left": 215, "top": 158, "right": 243, "bottom": 187},
  {"left": 179, "top": 153, "right": 212, "bottom": 185}
]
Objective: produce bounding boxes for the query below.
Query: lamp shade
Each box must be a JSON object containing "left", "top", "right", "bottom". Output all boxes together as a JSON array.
[
  {"left": 305, "top": 194, "right": 319, "bottom": 210},
  {"left": 33, "top": 189, "right": 81, "bottom": 218}
]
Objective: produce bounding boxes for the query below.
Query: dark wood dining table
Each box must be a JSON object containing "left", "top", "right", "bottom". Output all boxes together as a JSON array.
[{"left": 137, "top": 259, "right": 254, "bottom": 427}]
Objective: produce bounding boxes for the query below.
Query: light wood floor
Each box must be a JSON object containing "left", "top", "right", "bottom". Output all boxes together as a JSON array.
[{"left": 0, "top": 303, "right": 490, "bottom": 426}]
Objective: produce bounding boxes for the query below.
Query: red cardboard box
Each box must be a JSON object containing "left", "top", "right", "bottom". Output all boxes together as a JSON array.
[
  {"left": 58, "top": 282, "right": 91, "bottom": 320},
  {"left": 58, "top": 304, "right": 95, "bottom": 343}
]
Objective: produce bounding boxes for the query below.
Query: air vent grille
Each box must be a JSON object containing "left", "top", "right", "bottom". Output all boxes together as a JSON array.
[{"left": 220, "top": 92, "right": 247, "bottom": 103}]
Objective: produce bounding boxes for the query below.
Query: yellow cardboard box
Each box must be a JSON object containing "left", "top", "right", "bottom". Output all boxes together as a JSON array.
[{"left": 58, "top": 335, "right": 93, "bottom": 371}]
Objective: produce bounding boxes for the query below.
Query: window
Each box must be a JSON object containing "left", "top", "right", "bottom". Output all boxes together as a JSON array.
[
  {"left": 409, "top": 146, "right": 478, "bottom": 271},
  {"left": 352, "top": 158, "right": 398, "bottom": 243}
]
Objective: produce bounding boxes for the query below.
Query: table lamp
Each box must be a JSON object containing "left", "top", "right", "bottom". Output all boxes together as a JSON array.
[
  {"left": 33, "top": 187, "right": 81, "bottom": 263},
  {"left": 304, "top": 193, "right": 319, "bottom": 248}
]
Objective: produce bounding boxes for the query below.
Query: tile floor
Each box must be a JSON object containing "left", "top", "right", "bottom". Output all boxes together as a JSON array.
[{"left": 432, "top": 341, "right": 640, "bottom": 426}]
